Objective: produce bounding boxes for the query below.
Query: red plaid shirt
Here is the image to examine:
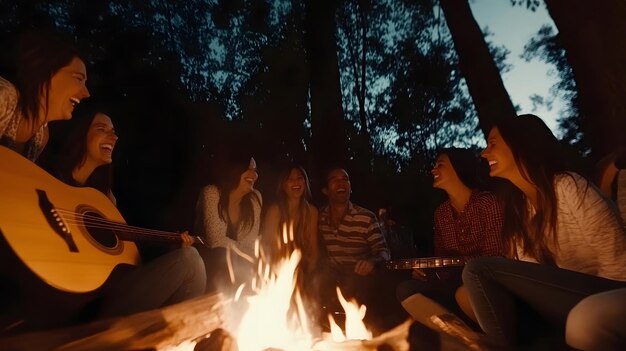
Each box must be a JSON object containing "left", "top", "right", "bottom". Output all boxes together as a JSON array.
[{"left": 434, "top": 191, "right": 504, "bottom": 258}]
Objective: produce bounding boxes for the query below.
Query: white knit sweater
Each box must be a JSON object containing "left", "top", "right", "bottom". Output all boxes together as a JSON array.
[
  {"left": 193, "top": 185, "right": 262, "bottom": 257},
  {"left": 517, "top": 172, "right": 626, "bottom": 281}
]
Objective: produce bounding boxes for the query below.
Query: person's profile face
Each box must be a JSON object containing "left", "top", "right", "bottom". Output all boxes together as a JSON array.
[
  {"left": 431, "top": 154, "right": 461, "bottom": 191},
  {"left": 46, "top": 57, "right": 90, "bottom": 122},
  {"left": 481, "top": 127, "right": 516, "bottom": 180},
  {"left": 238, "top": 157, "right": 258, "bottom": 193}
]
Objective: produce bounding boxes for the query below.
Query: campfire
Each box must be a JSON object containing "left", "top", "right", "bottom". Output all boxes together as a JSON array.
[{"left": 165, "top": 225, "right": 411, "bottom": 351}]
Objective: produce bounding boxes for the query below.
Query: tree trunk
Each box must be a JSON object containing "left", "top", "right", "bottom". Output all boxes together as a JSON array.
[
  {"left": 440, "top": 0, "right": 517, "bottom": 137},
  {"left": 305, "top": 0, "right": 349, "bottom": 170},
  {"left": 544, "top": 0, "right": 626, "bottom": 158}
]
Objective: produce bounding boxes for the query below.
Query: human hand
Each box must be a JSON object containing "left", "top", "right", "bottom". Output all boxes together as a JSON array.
[
  {"left": 354, "top": 259, "right": 375, "bottom": 276},
  {"left": 412, "top": 268, "right": 427, "bottom": 281},
  {"left": 180, "top": 231, "right": 194, "bottom": 248}
]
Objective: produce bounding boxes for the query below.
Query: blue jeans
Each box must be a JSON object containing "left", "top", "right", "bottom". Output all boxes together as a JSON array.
[
  {"left": 462, "top": 257, "right": 626, "bottom": 348},
  {"left": 98, "top": 246, "right": 207, "bottom": 318},
  {"left": 566, "top": 288, "right": 626, "bottom": 351}
]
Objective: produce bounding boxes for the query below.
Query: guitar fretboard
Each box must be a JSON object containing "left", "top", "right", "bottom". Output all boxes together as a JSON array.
[{"left": 384, "top": 257, "right": 465, "bottom": 270}]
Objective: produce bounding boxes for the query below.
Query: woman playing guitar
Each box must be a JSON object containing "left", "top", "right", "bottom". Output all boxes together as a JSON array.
[{"left": 2, "top": 102, "right": 206, "bottom": 332}]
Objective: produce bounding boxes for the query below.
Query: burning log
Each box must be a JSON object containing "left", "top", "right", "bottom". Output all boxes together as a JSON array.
[
  {"left": 0, "top": 291, "right": 226, "bottom": 351},
  {"left": 312, "top": 319, "right": 412, "bottom": 351}
]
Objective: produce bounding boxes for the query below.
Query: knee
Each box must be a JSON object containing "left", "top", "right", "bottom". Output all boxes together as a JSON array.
[
  {"left": 565, "top": 294, "right": 607, "bottom": 350},
  {"left": 179, "top": 247, "right": 206, "bottom": 279},
  {"left": 462, "top": 257, "right": 501, "bottom": 284}
]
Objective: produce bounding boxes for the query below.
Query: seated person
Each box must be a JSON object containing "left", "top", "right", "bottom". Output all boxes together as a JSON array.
[
  {"left": 12, "top": 103, "right": 206, "bottom": 330},
  {"left": 193, "top": 147, "right": 262, "bottom": 293},
  {"left": 261, "top": 164, "right": 319, "bottom": 274},
  {"left": 261, "top": 164, "right": 320, "bottom": 323},
  {"left": 464, "top": 114, "right": 626, "bottom": 349},
  {"left": 396, "top": 148, "right": 504, "bottom": 332},
  {"left": 317, "top": 166, "right": 393, "bottom": 329},
  {"left": 1, "top": 31, "right": 90, "bottom": 160}
]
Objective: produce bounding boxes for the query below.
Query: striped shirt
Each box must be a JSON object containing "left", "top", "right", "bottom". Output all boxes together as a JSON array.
[{"left": 319, "top": 202, "right": 389, "bottom": 267}]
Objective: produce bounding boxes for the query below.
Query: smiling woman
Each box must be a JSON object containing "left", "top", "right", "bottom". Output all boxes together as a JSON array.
[
  {"left": 0, "top": 31, "right": 90, "bottom": 161},
  {"left": 193, "top": 146, "right": 263, "bottom": 293},
  {"left": 261, "top": 164, "right": 319, "bottom": 273},
  {"left": 51, "top": 102, "right": 118, "bottom": 205}
]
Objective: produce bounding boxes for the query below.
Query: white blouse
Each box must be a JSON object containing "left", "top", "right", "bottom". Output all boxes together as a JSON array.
[
  {"left": 194, "top": 185, "right": 262, "bottom": 257},
  {"left": 0, "top": 76, "right": 45, "bottom": 161},
  {"left": 517, "top": 172, "right": 626, "bottom": 281}
]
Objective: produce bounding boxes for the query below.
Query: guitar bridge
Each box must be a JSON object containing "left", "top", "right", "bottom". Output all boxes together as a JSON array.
[{"left": 37, "top": 189, "right": 78, "bottom": 252}]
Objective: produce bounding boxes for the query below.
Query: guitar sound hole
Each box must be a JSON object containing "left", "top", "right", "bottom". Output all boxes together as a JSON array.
[{"left": 83, "top": 211, "right": 119, "bottom": 249}]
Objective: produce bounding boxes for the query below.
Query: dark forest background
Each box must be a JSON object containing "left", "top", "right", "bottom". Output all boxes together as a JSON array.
[{"left": 2, "top": 0, "right": 625, "bottom": 257}]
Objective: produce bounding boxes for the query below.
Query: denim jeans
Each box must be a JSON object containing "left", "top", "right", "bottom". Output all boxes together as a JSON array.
[
  {"left": 566, "top": 288, "right": 626, "bottom": 351},
  {"left": 462, "top": 257, "right": 626, "bottom": 348},
  {"left": 98, "top": 246, "right": 207, "bottom": 318}
]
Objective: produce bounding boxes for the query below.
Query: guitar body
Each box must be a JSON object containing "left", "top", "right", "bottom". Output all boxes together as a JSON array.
[{"left": 0, "top": 146, "right": 139, "bottom": 293}]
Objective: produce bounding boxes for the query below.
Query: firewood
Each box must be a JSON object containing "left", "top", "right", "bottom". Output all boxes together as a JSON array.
[{"left": 0, "top": 292, "right": 226, "bottom": 351}]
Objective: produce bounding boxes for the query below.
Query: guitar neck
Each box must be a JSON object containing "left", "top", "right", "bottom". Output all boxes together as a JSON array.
[
  {"left": 384, "top": 257, "right": 465, "bottom": 270},
  {"left": 115, "top": 229, "right": 205, "bottom": 246}
]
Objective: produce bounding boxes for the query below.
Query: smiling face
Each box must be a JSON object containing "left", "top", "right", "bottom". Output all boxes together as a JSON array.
[
  {"left": 431, "top": 154, "right": 462, "bottom": 191},
  {"left": 85, "top": 113, "right": 117, "bottom": 166},
  {"left": 324, "top": 168, "right": 351, "bottom": 204},
  {"left": 46, "top": 57, "right": 90, "bottom": 121},
  {"left": 237, "top": 157, "right": 258, "bottom": 193},
  {"left": 283, "top": 168, "right": 306, "bottom": 200},
  {"left": 481, "top": 127, "right": 517, "bottom": 181}
]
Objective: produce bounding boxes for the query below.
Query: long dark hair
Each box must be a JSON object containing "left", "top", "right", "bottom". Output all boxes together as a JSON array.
[
  {"left": 15, "top": 31, "right": 82, "bottom": 124},
  {"left": 274, "top": 165, "right": 313, "bottom": 248},
  {"left": 438, "top": 147, "right": 487, "bottom": 190},
  {"left": 495, "top": 114, "right": 569, "bottom": 264},
  {"left": 55, "top": 102, "right": 113, "bottom": 196},
  {"left": 214, "top": 149, "right": 261, "bottom": 239}
]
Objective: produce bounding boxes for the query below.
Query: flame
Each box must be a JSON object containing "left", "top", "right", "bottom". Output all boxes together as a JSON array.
[
  {"left": 167, "top": 224, "right": 374, "bottom": 351},
  {"left": 236, "top": 249, "right": 313, "bottom": 351},
  {"left": 327, "top": 287, "right": 372, "bottom": 342}
]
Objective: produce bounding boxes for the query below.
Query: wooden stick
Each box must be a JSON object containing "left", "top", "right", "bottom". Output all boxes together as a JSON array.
[{"left": 0, "top": 292, "right": 226, "bottom": 351}]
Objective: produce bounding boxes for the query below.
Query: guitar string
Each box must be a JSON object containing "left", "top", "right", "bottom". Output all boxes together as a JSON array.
[{"left": 53, "top": 209, "right": 191, "bottom": 240}]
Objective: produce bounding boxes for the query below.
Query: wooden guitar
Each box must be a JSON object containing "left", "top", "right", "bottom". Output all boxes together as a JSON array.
[
  {"left": 384, "top": 256, "right": 465, "bottom": 270},
  {"left": 0, "top": 146, "right": 206, "bottom": 294}
]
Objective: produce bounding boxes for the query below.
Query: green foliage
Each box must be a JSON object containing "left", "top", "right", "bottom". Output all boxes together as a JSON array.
[
  {"left": 336, "top": 0, "right": 482, "bottom": 173},
  {"left": 0, "top": 0, "right": 500, "bottom": 242},
  {"left": 511, "top": 0, "right": 542, "bottom": 12}
]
